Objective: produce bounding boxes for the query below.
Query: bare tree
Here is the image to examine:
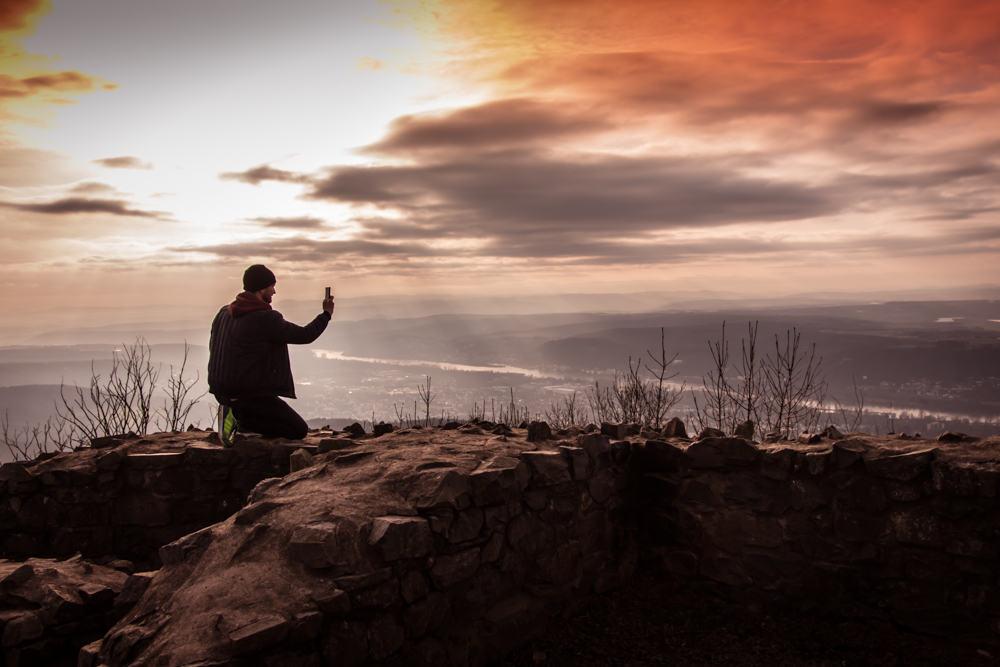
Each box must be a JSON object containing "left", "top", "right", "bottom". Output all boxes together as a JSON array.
[
  {"left": 734, "top": 321, "right": 765, "bottom": 431},
  {"left": 468, "top": 399, "right": 487, "bottom": 423},
  {"left": 693, "top": 322, "right": 736, "bottom": 433},
  {"left": 496, "top": 388, "right": 530, "bottom": 428},
  {"left": 612, "top": 357, "right": 648, "bottom": 424},
  {"left": 586, "top": 380, "right": 617, "bottom": 424},
  {"left": 417, "top": 376, "right": 435, "bottom": 427},
  {"left": 2, "top": 411, "right": 78, "bottom": 462},
  {"left": 545, "top": 391, "right": 582, "bottom": 428},
  {"left": 4, "top": 339, "right": 205, "bottom": 460},
  {"left": 642, "top": 327, "right": 685, "bottom": 428},
  {"left": 54, "top": 338, "right": 205, "bottom": 443},
  {"left": 156, "top": 343, "right": 206, "bottom": 432},
  {"left": 761, "top": 328, "right": 827, "bottom": 437},
  {"left": 393, "top": 402, "right": 407, "bottom": 429},
  {"left": 831, "top": 375, "right": 867, "bottom": 433},
  {"left": 57, "top": 338, "right": 159, "bottom": 441},
  {"left": 586, "top": 328, "right": 684, "bottom": 428}
]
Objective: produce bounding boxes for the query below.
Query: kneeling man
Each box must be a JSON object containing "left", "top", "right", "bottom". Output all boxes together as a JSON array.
[{"left": 208, "top": 264, "right": 334, "bottom": 444}]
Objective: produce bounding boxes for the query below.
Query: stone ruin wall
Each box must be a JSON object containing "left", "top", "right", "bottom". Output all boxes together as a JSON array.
[
  {"left": 1, "top": 425, "right": 999, "bottom": 666},
  {"left": 0, "top": 431, "right": 305, "bottom": 568},
  {"left": 1, "top": 425, "right": 637, "bottom": 666},
  {"left": 630, "top": 434, "right": 1000, "bottom": 642},
  {"left": 94, "top": 427, "right": 637, "bottom": 667}
]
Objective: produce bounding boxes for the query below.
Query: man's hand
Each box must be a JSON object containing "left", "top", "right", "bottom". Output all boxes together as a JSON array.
[{"left": 323, "top": 295, "right": 335, "bottom": 316}]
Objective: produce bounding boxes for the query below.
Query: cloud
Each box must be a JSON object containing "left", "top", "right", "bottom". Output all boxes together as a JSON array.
[
  {"left": 0, "top": 0, "right": 49, "bottom": 33},
  {"left": 91, "top": 156, "right": 153, "bottom": 170},
  {"left": 0, "top": 0, "right": 115, "bottom": 134},
  {"left": 1, "top": 196, "right": 167, "bottom": 218},
  {"left": 69, "top": 181, "right": 119, "bottom": 194},
  {"left": 219, "top": 164, "right": 313, "bottom": 185},
  {"left": 391, "top": 0, "right": 1000, "bottom": 155},
  {"left": 248, "top": 216, "right": 325, "bottom": 229},
  {"left": 166, "top": 218, "right": 999, "bottom": 269},
  {"left": 310, "top": 151, "right": 837, "bottom": 233},
  {"left": 207, "top": 0, "right": 1000, "bottom": 289},
  {"left": 362, "top": 98, "right": 611, "bottom": 155}
]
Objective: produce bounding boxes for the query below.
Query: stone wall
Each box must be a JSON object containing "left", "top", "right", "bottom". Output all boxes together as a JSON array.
[
  {"left": 0, "top": 430, "right": 309, "bottom": 568},
  {"left": 631, "top": 433, "right": 1000, "bottom": 642},
  {"left": 91, "top": 425, "right": 637, "bottom": 666},
  {"left": 2, "top": 425, "right": 999, "bottom": 665}
]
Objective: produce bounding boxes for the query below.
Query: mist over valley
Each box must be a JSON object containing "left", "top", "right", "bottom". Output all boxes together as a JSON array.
[{"left": 2, "top": 293, "right": 998, "bottom": 463}]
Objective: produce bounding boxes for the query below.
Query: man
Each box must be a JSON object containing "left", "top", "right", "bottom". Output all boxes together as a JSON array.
[{"left": 208, "top": 264, "right": 334, "bottom": 445}]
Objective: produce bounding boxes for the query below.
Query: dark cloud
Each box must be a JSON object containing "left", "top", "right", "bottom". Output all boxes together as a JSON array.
[
  {"left": 92, "top": 156, "right": 153, "bottom": 170},
  {"left": 2, "top": 197, "right": 167, "bottom": 218},
  {"left": 69, "top": 181, "right": 119, "bottom": 194},
  {"left": 248, "top": 216, "right": 325, "bottom": 229},
  {"left": 310, "top": 152, "right": 837, "bottom": 235},
  {"left": 855, "top": 101, "right": 949, "bottom": 125},
  {"left": 363, "top": 98, "right": 611, "bottom": 155},
  {"left": 167, "top": 220, "right": 999, "bottom": 268},
  {"left": 219, "top": 164, "right": 312, "bottom": 185}
]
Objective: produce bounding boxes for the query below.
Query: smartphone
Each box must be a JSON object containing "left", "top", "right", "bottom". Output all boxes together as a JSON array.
[{"left": 325, "top": 287, "right": 331, "bottom": 299}]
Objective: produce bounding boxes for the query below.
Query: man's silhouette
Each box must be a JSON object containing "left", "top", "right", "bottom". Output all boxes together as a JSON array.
[{"left": 208, "top": 264, "right": 334, "bottom": 444}]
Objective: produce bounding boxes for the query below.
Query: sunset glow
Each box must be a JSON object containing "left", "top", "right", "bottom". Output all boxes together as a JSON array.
[{"left": 2, "top": 0, "right": 998, "bottom": 316}]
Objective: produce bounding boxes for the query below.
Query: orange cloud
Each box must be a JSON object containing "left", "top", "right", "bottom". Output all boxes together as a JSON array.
[
  {"left": 0, "top": 0, "right": 115, "bottom": 136},
  {"left": 0, "top": 0, "right": 48, "bottom": 37},
  {"left": 395, "top": 0, "right": 1000, "bottom": 144}
]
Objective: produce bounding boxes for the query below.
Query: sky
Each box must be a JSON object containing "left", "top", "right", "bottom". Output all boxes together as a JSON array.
[{"left": 2, "top": 0, "right": 999, "bottom": 315}]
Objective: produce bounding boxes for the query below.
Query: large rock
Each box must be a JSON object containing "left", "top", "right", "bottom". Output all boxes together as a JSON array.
[
  {"left": 468, "top": 456, "right": 530, "bottom": 506},
  {"left": 368, "top": 516, "right": 433, "bottom": 560},
  {"left": 660, "top": 417, "right": 688, "bottom": 439},
  {"left": 0, "top": 557, "right": 128, "bottom": 666},
  {"left": 520, "top": 451, "right": 572, "bottom": 486},
  {"left": 288, "top": 519, "right": 368, "bottom": 573},
  {"left": 526, "top": 421, "right": 553, "bottom": 442},
  {"left": 600, "top": 422, "right": 626, "bottom": 440},
  {"left": 686, "top": 437, "right": 760, "bottom": 468},
  {"left": 408, "top": 470, "right": 471, "bottom": 509},
  {"left": 864, "top": 448, "right": 937, "bottom": 481}
]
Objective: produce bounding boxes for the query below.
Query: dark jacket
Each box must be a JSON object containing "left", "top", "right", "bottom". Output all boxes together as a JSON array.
[{"left": 208, "top": 293, "right": 331, "bottom": 399}]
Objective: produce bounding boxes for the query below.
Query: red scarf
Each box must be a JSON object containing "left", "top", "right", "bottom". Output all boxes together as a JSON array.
[{"left": 228, "top": 292, "right": 272, "bottom": 318}]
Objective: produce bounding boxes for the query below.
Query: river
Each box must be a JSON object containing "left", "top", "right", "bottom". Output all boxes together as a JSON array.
[{"left": 311, "top": 350, "right": 568, "bottom": 379}]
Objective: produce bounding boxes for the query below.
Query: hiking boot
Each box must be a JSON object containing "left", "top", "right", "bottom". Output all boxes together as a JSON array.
[{"left": 218, "top": 404, "right": 239, "bottom": 447}]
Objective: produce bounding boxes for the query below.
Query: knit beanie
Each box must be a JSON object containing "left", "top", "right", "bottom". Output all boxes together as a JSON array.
[{"left": 243, "top": 264, "right": 276, "bottom": 292}]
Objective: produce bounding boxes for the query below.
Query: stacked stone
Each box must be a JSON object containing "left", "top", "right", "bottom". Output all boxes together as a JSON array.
[
  {"left": 632, "top": 433, "right": 1000, "bottom": 641},
  {"left": 336, "top": 433, "right": 635, "bottom": 665},
  {"left": 0, "top": 433, "right": 313, "bottom": 567},
  {"left": 0, "top": 556, "right": 139, "bottom": 667},
  {"left": 96, "top": 425, "right": 636, "bottom": 667}
]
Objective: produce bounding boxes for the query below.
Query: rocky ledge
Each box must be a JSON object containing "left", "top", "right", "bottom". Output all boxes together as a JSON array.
[
  {"left": 90, "top": 423, "right": 635, "bottom": 667},
  {"left": 2, "top": 423, "right": 999, "bottom": 666}
]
